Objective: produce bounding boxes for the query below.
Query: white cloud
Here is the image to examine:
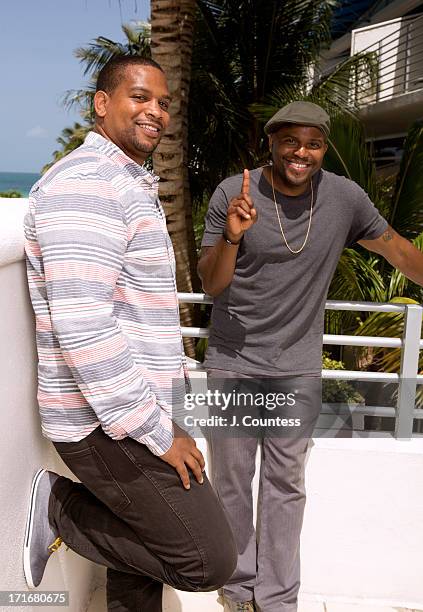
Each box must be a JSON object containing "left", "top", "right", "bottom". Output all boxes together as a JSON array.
[{"left": 26, "top": 125, "right": 48, "bottom": 139}]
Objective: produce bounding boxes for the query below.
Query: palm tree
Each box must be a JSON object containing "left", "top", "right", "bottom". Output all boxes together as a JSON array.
[
  {"left": 151, "top": 0, "right": 199, "bottom": 356},
  {"left": 42, "top": 123, "right": 89, "bottom": 174},
  {"left": 47, "top": 2, "right": 340, "bottom": 352},
  {"left": 46, "top": 1, "right": 423, "bottom": 353},
  {"left": 188, "top": 0, "right": 339, "bottom": 213}
]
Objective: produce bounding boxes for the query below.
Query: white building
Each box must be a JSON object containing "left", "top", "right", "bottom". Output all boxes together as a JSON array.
[{"left": 324, "top": 0, "right": 423, "bottom": 171}]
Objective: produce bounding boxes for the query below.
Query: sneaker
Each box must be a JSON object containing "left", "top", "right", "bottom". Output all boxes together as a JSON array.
[
  {"left": 23, "top": 469, "right": 63, "bottom": 588},
  {"left": 221, "top": 595, "right": 255, "bottom": 611}
]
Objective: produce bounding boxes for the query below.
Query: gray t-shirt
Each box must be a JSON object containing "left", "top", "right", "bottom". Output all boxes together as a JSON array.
[{"left": 201, "top": 167, "right": 388, "bottom": 376}]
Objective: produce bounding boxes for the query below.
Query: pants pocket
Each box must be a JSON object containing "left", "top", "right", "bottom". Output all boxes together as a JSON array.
[{"left": 56, "top": 444, "right": 131, "bottom": 515}]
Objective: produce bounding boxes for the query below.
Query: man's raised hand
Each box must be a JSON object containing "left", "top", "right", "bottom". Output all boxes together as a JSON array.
[{"left": 225, "top": 169, "right": 257, "bottom": 243}]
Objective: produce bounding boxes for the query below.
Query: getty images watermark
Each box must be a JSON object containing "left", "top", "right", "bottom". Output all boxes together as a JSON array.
[
  {"left": 172, "top": 376, "right": 418, "bottom": 438},
  {"left": 183, "top": 389, "right": 301, "bottom": 429},
  {"left": 170, "top": 377, "right": 325, "bottom": 438}
]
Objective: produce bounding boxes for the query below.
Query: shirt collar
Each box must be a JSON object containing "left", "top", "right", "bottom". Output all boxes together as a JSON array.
[{"left": 83, "top": 131, "right": 160, "bottom": 187}]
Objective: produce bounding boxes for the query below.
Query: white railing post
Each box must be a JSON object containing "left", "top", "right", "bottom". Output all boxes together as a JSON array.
[{"left": 395, "top": 304, "right": 423, "bottom": 439}]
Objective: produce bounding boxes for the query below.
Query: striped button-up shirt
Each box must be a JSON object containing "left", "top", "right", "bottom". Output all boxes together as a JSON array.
[{"left": 24, "top": 131, "right": 186, "bottom": 456}]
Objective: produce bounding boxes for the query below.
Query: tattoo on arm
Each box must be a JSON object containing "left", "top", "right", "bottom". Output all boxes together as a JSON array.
[{"left": 382, "top": 230, "right": 393, "bottom": 242}]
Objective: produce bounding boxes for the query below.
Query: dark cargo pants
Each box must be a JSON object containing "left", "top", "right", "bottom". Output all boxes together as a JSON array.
[{"left": 49, "top": 425, "right": 237, "bottom": 611}]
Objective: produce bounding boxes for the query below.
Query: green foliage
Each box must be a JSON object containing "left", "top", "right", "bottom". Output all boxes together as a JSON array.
[
  {"left": 44, "top": 22, "right": 151, "bottom": 171},
  {"left": 354, "top": 297, "right": 423, "bottom": 407},
  {"left": 50, "top": 3, "right": 339, "bottom": 212},
  {"left": 322, "top": 352, "right": 363, "bottom": 403},
  {"left": 325, "top": 249, "right": 386, "bottom": 335},
  {"left": 190, "top": 0, "right": 338, "bottom": 208},
  {"left": 63, "top": 22, "right": 151, "bottom": 123},
  {"left": 195, "top": 336, "right": 208, "bottom": 363},
  {"left": 42, "top": 123, "right": 90, "bottom": 174},
  {"left": 355, "top": 297, "right": 423, "bottom": 372},
  {"left": 389, "top": 120, "right": 423, "bottom": 239},
  {"left": 0, "top": 190, "right": 23, "bottom": 198},
  {"left": 251, "top": 53, "right": 380, "bottom": 203},
  {"left": 48, "top": 7, "right": 423, "bottom": 388}
]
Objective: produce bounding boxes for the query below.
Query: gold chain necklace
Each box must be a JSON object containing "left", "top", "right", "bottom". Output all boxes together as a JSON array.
[{"left": 270, "top": 166, "right": 314, "bottom": 255}]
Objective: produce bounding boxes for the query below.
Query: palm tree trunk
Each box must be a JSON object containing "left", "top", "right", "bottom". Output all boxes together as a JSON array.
[
  {"left": 151, "top": 0, "right": 198, "bottom": 357},
  {"left": 180, "top": 0, "right": 201, "bottom": 295}
]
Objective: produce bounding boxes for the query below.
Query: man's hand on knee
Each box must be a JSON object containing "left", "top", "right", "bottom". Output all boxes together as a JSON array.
[{"left": 160, "top": 424, "right": 205, "bottom": 490}]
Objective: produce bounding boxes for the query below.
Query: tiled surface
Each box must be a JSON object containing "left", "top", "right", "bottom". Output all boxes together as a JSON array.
[
  {"left": 86, "top": 586, "right": 422, "bottom": 612},
  {"left": 298, "top": 601, "right": 325, "bottom": 612},
  {"left": 163, "top": 587, "right": 220, "bottom": 611},
  {"left": 324, "top": 605, "right": 423, "bottom": 612},
  {"left": 325, "top": 605, "right": 403, "bottom": 612}
]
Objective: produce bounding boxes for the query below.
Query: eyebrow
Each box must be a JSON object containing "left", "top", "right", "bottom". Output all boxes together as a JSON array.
[
  {"left": 130, "top": 87, "right": 172, "bottom": 101},
  {"left": 282, "top": 134, "right": 323, "bottom": 143}
]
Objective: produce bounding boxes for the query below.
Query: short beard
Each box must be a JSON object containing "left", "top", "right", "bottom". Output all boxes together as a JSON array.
[
  {"left": 125, "top": 127, "right": 160, "bottom": 157},
  {"left": 274, "top": 162, "right": 315, "bottom": 188},
  {"left": 131, "top": 137, "right": 157, "bottom": 155}
]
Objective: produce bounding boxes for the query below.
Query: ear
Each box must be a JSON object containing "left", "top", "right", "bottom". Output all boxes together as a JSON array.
[
  {"left": 94, "top": 90, "right": 109, "bottom": 119},
  {"left": 268, "top": 134, "right": 273, "bottom": 152}
]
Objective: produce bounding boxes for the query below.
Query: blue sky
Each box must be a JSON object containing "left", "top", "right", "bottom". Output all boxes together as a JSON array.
[{"left": 0, "top": 0, "right": 149, "bottom": 173}]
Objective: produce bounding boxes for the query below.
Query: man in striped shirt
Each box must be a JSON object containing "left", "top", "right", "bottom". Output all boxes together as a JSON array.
[{"left": 23, "top": 56, "right": 236, "bottom": 611}]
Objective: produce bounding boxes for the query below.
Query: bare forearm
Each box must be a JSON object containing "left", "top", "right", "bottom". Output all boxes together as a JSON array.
[
  {"left": 392, "top": 242, "right": 423, "bottom": 287},
  {"left": 197, "top": 239, "right": 240, "bottom": 296},
  {"left": 360, "top": 227, "right": 423, "bottom": 288}
]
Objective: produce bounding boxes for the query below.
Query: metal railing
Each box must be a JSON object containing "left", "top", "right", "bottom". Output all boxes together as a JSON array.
[
  {"left": 352, "top": 13, "right": 423, "bottom": 106},
  {"left": 178, "top": 293, "right": 423, "bottom": 439}
]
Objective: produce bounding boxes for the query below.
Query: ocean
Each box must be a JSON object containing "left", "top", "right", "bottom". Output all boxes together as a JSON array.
[{"left": 0, "top": 172, "right": 41, "bottom": 197}]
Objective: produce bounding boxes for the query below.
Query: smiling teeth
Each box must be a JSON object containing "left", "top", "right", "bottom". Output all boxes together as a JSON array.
[
  {"left": 139, "top": 124, "right": 159, "bottom": 133},
  {"left": 290, "top": 162, "right": 308, "bottom": 169}
]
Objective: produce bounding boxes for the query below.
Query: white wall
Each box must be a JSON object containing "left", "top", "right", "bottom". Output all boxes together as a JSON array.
[
  {"left": 351, "top": 15, "right": 423, "bottom": 104},
  {"left": 0, "top": 198, "right": 100, "bottom": 612},
  {"left": 352, "top": 18, "right": 403, "bottom": 104},
  {"left": 1, "top": 199, "right": 423, "bottom": 611}
]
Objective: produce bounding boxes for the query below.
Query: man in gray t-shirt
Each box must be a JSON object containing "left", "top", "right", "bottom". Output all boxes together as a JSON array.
[
  {"left": 202, "top": 166, "right": 386, "bottom": 377},
  {"left": 198, "top": 101, "right": 423, "bottom": 612}
]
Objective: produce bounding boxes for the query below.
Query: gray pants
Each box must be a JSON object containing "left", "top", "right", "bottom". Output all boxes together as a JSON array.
[{"left": 207, "top": 370, "right": 322, "bottom": 612}]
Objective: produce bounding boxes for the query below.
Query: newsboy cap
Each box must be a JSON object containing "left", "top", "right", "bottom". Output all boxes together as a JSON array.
[{"left": 264, "top": 101, "right": 330, "bottom": 137}]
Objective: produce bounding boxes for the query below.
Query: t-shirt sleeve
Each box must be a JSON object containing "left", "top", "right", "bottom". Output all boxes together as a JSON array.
[
  {"left": 345, "top": 185, "right": 388, "bottom": 247},
  {"left": 201, "top": 185, "right": 229, "bottom": 247}
]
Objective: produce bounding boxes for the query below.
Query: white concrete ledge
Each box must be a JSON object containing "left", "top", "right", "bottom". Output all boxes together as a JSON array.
[{"left": 0, "top": 197, "right": 28, "bottom": 267}]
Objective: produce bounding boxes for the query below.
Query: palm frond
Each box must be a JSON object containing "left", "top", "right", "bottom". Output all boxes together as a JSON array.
[
  {"left": 42, "top": 122, "right": 91, "bottom": 174},
  {"left": 74, "top": 38, "right": 129, "bottom": 76},
  {"left": 329, "top": 248, "right": 386, "bottom": 303},
  {"left": 354, "top": 298, "right": 423, "bottom": 398},
  {"left": 312, "top": 51, "right": 378, "bottom": 114},
  {"left": 121, "top": 21, "right": 151, "bottom": 46},
  {"left": 325, "top": 114, "right": 380, "bottom": 204},
  {"left": 325, "top": 248, "right": 386, "bottom": 335},
  {"left": 61, "top": 85, "right": 96, "bottom": 113},
  {"left": 389, "top": 120, "right": 423, "bottom": 239}
]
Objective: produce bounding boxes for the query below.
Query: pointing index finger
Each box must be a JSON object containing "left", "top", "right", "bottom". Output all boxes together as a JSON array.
[{"left": 241, "top": 169, "right": 250, "bottom": 196}]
